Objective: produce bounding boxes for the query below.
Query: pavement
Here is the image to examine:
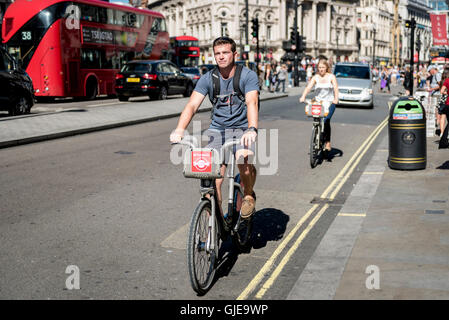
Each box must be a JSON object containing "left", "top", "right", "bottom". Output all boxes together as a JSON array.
[{"left": 1, "top": 82, "right": 449, "bottom": 300}]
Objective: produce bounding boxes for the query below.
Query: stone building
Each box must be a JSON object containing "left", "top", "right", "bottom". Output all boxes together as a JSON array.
[
  {"left": 146, "top": 0, "right": 433, "bottom": 65},
  {"left": 357, "top": 0, "right": 394, "bottom": 65},
  {"left": 148, "top": 0, "right": 360, "bottom": 63},
  {"left": 399, "top": 0, "right": 433, "bottom": 64},
  {"left": 295, "top": 1, "right": 359, "bottom": 62}
]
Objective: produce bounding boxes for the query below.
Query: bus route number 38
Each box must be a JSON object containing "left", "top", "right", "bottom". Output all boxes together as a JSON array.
[{"left": 21, "top": 31, "right": 32, "bottom": 41}]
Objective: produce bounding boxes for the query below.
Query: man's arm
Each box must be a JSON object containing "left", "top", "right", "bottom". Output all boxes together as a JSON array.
[
  {"left": 170, "top": 91, "right": 206, "bottom": 143},
  {"left": 241, "top": 90, "right": 259, "bottom": 147}
]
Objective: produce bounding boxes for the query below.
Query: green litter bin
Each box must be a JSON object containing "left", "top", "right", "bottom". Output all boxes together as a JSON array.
[{"left": 388, "top": 97, "right": 426, "bottom": 170}]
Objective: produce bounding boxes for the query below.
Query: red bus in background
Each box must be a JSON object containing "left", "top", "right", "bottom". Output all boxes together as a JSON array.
[
  {"left": 169, "top": 36, "right": 199, "bottom": 67},
  {"left": 2, "top": 0, "right": 169, "bottom": 100}
]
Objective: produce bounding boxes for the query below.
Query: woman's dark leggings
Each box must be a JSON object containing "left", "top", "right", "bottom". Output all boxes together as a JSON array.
[{"left": 323, "top": 103, "right": 336, "bottom": 143}]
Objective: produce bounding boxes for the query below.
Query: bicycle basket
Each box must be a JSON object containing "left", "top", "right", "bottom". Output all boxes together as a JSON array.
[
  {"left": 183, "top": 148, "right": 222, "bottom": 179},
  {"left": 306, "top": 102, "right": 329, "bottom": 117}
]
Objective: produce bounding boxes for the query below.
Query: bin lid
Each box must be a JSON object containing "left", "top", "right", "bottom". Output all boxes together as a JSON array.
[{"left": 391, "top": 97, "right": 425, "bottom": 120}]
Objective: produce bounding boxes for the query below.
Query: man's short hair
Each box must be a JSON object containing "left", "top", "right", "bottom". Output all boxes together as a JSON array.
[{"left": 213, "top": 37, "right": 237, "bottom": 53}]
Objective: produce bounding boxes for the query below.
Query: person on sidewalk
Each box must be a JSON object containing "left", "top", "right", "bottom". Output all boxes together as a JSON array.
[
  {"left": 265, "top": 64, "right": 274, "bottom": 93},
  {"left": 275, "top": 64, "right": 288, "bottom": 93},
  {"left": 299, "top": 59, "right": 339, "bottom": 158},
  {"left": 170, "top": 36, "right": 259, "bottom": 219},
  {"left": 403, "top": 66, "right": 413, "bottom": 96},
  {"left": 437, "top": 68, "right": 449, "bottom": 148},
  {"left": 426, "top": 65, "right": 442, "bottom": 135}
]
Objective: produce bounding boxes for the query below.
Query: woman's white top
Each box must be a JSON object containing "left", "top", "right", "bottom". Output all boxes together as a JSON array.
[{"left": 314, "top": 74, "right": 334, "bottom": 102}]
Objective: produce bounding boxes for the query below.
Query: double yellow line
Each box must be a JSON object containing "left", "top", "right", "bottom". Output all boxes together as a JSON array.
[{"left": 237, "top": 116, "right": 389, "bottom": 300}]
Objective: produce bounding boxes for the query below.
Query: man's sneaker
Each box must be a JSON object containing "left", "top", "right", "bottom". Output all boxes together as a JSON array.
[{"left": 240, "top": 193, "right": 256, "bottom": 219}]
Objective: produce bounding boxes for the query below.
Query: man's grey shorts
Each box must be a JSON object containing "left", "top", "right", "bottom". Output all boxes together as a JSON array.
[{"left": 206, "top": 128, "right": 256, "bottom": 164}]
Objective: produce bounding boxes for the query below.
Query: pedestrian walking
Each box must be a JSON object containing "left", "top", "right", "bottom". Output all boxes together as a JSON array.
[
  {"left": 403, "top": 66, "right": 413, "bottom": 96},
  {"left": 265, "top": 64, "right": 273, "bottom": 92},
  {"left": 275, "top": 64, "right": 288, "bottom": 93}
]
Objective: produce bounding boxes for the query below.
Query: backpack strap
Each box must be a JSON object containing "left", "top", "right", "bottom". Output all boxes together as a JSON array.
[
  {"left": 211, "top": 67, "right": 220, "bottom": 106},
  {"left": 233, "top": 64, "right": 245, "bottom": 102}
]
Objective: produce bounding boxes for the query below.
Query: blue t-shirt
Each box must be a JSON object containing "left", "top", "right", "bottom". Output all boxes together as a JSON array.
[{"left": 194, "top": 66, "right": 259, "bottom": 130}]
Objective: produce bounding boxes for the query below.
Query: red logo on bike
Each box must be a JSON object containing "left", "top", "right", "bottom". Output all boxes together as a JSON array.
[
  {"left": 192, "top": 151, "right": 212, "bottom": 172},
  {"left": 312, "top": 105, "right": 322, "bottom": 115}
]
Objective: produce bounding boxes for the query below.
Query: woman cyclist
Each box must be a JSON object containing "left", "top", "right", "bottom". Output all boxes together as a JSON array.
[{"left": 299, "top": 59, "right": 339, "bottom": 157}]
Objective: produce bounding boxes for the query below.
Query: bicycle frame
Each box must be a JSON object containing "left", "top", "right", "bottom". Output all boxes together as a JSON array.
[
  {"left": 196, "top": 140, "right": 244, "bottom": 253},
  {"left": 312, "top": 116, "right": 325, "bottom": 150}
]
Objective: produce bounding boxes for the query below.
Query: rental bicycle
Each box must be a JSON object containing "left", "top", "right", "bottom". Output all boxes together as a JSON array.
[
  {"left": 175, "top": 137, "right": 253, "bottom": 295},
  {"left": 305, "top": 99, "right": 330, "bottom": 168}
]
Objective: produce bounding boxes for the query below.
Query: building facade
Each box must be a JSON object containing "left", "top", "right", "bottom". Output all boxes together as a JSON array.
[
  {"left": 357, "top": 0, "right": 394, "bottom": 65},
  {"left": 399, "top": 0, "right": 433, "bottom": 64},
  {"left": 146, "top": 0, "right": 433, "bottom": 65},
  {"left": 148, "top": 0, "right": 360, "bottom": 63}
]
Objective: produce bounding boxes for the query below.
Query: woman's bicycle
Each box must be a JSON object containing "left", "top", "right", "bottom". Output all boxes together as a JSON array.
[
  {"left": 305, "top": 99, "right": 330, "bottom": 168},
  {"left": 175, "top": 137, "right": 253, "bottom": 295}
]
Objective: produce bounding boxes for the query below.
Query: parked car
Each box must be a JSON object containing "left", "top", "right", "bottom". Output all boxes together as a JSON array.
[
  {"left": 115, "top": 60, "right": 194, "bottom": 101},
  {"left": 180, "top": 67, "right": 201, "bottom": 86},
  {"left": 0, "top": 46, "right": 34, "bottom": 116},
  {"left": 333, "top": 62, "right": 373, "bottom": 109},
  {"left": 199, "top": 64, "right": 216, "bottom": 75}
]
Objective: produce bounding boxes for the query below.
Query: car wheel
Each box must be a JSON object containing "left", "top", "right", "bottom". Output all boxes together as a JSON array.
[
  {"left": 118, "top": 95, "right": 129, "bottom": 102},
  {"left": 158, "top": 86, "right": 168, "bottom": 100},
  {"left": 9, "top": 96, "right": 31, "bottom": 116},
  {"left": 183, "top": 83, "right": 193, "bottom": 97}
]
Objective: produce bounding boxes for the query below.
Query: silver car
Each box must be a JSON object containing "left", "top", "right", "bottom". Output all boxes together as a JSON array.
[{"left": 334, "top": 62, "right": 374, "bottom": 108}]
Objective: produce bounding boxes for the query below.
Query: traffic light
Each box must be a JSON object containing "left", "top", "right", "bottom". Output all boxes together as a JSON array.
[
  {"left": 298, "top": 36, "right": 306, "bottom": 52},
  {"left": 290, "top": 28, "right": 296, "bottom": 46},
  {"left": 251, "top": 18, "right": 259, "bottom": 38},
  {"left": 405, "top": 19, "right": 416, "bottom": 29}
]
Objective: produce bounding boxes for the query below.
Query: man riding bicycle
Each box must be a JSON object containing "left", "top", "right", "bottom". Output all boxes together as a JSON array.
[{"left": 170, "top": 37, "right": 259, "bottom": 220}]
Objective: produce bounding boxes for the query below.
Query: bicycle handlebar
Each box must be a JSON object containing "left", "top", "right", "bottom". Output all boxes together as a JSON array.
[{"left": 173, "top": 137, "right": 242, "bottom": 164}]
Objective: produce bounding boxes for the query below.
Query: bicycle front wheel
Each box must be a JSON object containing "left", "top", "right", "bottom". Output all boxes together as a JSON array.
[
  {"left": 187, "top": 200, "right": 218, "bottom": 295},
  {"left": 310, "top": 125, "right": 320, "bottom": 168}
]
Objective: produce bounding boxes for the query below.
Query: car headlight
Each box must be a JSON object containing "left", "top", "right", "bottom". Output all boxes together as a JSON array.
[{"left": 362, "top": 88, "right": 373, "bottom": 96}]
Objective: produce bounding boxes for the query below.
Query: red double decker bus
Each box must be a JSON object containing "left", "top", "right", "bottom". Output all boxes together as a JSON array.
[
  {"left": 169, "top": 36, "right": 199, "bottom": 67},
  {"left": 2, "top": 0, "right": 169, "bottom": 100}
]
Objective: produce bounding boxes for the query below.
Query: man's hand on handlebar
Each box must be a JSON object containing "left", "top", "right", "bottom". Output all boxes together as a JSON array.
[
  {"left": 241, "top": 130, "right": 257, "bottom": 148},
  {"left": 170, "top": 128, "right": 184, "bottom": 144},
  {"left": 299, "top": 96, "right": 306, "bottom": 103}
]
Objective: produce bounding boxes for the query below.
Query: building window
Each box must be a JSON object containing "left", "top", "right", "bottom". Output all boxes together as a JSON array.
[
  {"left": 267, "top": 25, "right": 272, "bottom": 40},
  {"left": 221, "top": 23, "right": 228, "bottom": 37}
]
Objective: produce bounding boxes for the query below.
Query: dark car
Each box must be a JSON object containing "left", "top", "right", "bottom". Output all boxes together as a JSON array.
[
  {"left": 0, "top": 47, "right": 34, "bottom": 116},
  {"left": 180, "top": 67, "right": 201, "bottom": 86},
  {"left": 115, "top": 60, "right": 194, "bottom": 101},
  {"left": 199, "top": 64, "right": 216, "bottom": 75}
]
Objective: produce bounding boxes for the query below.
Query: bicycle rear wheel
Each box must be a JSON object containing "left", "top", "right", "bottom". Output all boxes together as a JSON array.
[
  {"left": 310, "top": 125, "right": 320, "bottom": 168},
  {"left": 187, "top": 200, "right": 218, "bottom": 295},
  {"left": 231, "top": 174, "right": 253, "bottom": 252}
]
